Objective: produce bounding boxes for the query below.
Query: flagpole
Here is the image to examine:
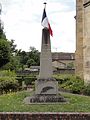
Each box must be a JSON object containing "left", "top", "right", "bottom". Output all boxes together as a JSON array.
[
  {"left": 43, "top": 2, "right": 47, "bottom": 9},
  {"left": 0, "top": 3, "right": 2, "bottom": 15},
  {"left": 0, "top": 3, "right": 2, "bottom": 30}
]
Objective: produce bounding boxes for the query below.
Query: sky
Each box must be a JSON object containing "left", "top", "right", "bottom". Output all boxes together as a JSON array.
[{"left": 0, "top": 0, "right": 76, "bottom": 52}]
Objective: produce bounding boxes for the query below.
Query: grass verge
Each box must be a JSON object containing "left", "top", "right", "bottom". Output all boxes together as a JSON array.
[{"left": 0, "top": 91, "right": 90, "bottom": 112}]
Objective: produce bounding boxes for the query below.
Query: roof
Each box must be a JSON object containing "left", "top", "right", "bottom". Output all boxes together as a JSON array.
[
  {"left": 30, "top": 66, "right": 40, "bottom": 69},
  {"left": 52, "top": 52, "right": 75, "bottom": 60}
]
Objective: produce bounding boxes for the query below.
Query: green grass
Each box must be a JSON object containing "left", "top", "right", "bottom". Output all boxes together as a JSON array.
[{"left": 0, "top": 91, "right": 90, "bottom": 112}]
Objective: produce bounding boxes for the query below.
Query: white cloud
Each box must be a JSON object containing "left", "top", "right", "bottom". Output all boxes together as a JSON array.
[{"left": 0, "top": 0, "right": 76, "bottom": 52}]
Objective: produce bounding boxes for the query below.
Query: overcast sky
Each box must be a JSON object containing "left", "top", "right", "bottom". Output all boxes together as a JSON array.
[{"left": 0, "top": 0, "right": 76, "bottom": 52}]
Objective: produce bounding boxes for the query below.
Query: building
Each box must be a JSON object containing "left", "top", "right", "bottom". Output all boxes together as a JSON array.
[
  {"left": 52, "top": 52, "right": 75, "bottom": 70},
  {"left": 23, "top": 52, "right": 75, "bottom": 74},
  {"left": 76, "top": 0, "right": 90, "bottom": 84}
]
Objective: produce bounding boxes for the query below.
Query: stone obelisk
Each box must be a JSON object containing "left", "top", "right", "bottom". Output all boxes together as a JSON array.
[
  {"left": 39, "top": 28, "right": 53, "bottom": 79},
  {"left": 35, "top": 28, "right": 58, "bottom": 95}
]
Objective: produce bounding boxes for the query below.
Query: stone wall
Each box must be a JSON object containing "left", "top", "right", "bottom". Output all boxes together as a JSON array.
[
  {"left": 54, "top": 69, "right": 75, "bottom": 74},
  {"left": 83, "top": 1, "right": 90, "bottom": 84},
  {"left": 76, "top": 0, "right": 90, "bottom": 84},
  {"left": 0, "top": 112, "right": 90, "bottom": 120},
  {"left": 84, "top": 0, "right": 90, "bottom": 4},
  {"left": 75, "top": 0, "right": 84, "bottom": 79}
]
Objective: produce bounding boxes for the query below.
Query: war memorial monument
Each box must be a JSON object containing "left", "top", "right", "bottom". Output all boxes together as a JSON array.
[{"left": 24, "top": 3, "right": 65, "bottom": 103}]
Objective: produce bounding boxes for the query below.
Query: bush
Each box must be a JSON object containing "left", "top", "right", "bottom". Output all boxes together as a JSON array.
[
  {"left": 0, "top": 70, "right": 19, "bottom": 94},
  {"left": 66, "top": 76, "right": 84, "bottom": 94},
  {"left": 53, "top": 74, "right": 71, "bottom": 84},
  {"left": 83, "top": 84, "right": 90, "bottom": 96},
  {"left": 16, "top": 75, "right": 36, "bottom": 87},
  {"left": 0, "top": 70, "right": 16, "bottom": 77},
  {"left": 24, "top": 77, "right": 36, "bottom": 85},
  {"left": 0, "top": 77, "right": 19, "bottom": 94},
  {"left": 54, "top": 74, "right": 85, "bottom": 94}
]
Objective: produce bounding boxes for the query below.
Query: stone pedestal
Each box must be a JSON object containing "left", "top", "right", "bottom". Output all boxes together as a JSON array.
[{"left": 35, "top": 78, "right": 58, "bottom": 95}]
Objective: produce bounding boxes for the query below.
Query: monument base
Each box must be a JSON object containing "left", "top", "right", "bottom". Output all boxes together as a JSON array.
[
  {"left": 35, "top": 78, "right": 58, "bottom": 95},
  {"left": 24, "top": 94, "right": 66, "bottom": 104},
  {"left": 24, "top": 78, "right": 66, "bottom": 104}
]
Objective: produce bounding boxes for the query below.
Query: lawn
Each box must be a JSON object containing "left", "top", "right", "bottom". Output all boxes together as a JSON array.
[{"left": 0, "top": 90, "right": 90, "bottom": 112}]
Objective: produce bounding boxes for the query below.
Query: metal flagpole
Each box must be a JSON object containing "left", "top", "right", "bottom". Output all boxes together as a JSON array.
[
  {"left": 0, "top": 3, "right": 2, "bottom": 15},
  {"left": 43, "top": 2, "right": 47, "bottom": 9},
  {"left": 0, "top": 3, "right": 2, "bottom": 30}
]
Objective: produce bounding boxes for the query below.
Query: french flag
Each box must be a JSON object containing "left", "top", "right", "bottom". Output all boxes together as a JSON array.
[{"left": 41, "top": 8, "right": 53, "bottom": 37}]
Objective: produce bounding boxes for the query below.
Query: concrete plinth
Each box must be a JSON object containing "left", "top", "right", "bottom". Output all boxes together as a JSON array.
[
  {"left": 24, "top": 94, "right": 66, "bottom": 103},
  {"left": 35, "top": 78, "right": 58, "bottom": 95}
]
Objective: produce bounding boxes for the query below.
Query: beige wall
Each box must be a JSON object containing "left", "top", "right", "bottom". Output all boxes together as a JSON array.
[
  {"left": 75, "top": 0, "right": 84, "bottom": 78},
  {"left": 52, "top": 60, "right": 75, "bottom": 69},
  {"left": 83, "top": 0, "right": 90, "bottom": 3},
  {"left": 52, "top": 61, "right": 66, "bottom": 69},
  {"left": 83, "top": 4, "right": 90, "bottom": 84},
  {"left": 76, "top": 0, "right": 90, "bottom": 84}
]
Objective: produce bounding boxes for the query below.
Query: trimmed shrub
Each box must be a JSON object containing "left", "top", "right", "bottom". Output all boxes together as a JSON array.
[
  {"left": 53, "top": 74, "right": 71, "bottom": 84},
  {"left": 54, "top": 74, "right": 85, "bottom": 94},
  {"left": 0, "top": 77, "right": 19, "bottom": 94},
  {"left": 0, "top": 70, "right": 19, "bottom": 94},
  {"left": 0, "top": 70, "right": 16, "bottom": 77},
  {"left": 16, "top": 75, "right": 36, "bottom": 85},
  {"left": 24, "top": 77, "right": 36, "bottom": 85},
  {"left": 83, "top": 84, "right": 90, "bottom": 96}
]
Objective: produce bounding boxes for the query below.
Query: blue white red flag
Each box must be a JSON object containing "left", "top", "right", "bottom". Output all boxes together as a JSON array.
[{"left": 41, "top": 8, "right": 53, "bottom": 37}]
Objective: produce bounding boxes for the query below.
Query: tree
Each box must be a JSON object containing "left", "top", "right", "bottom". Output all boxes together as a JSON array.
[
  {"left": 27, "top": 59, "right": 36, "bottom": 68},
  {"left": 9, "top": 39, "right": 17, "bottom": 53},
  {"left": 0, "top": 13, "right": 11, "bottom": 68},
  {"left": 16, "top": 47, "right": 40, "bottom": 69},
  {"left": 18, "top": 51, "right": 28, "bottom": 65},
  {"left": 2, "top": 56, "right": 20, "bottom": 71},
  {"left": 0, "top": 21, "right": 6, "bottom": 39},
  {"left": 28, "top": 47, "right": 40, "bottom": 66},
  {"left": 5, "top": 40, "right": 19, "bottom": 70},
  {"left": 15, "top": 50, "right": 28, "bottom": 70},
  {"left": 0, "top": 39, "right": 11, "bottom": 67}
]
